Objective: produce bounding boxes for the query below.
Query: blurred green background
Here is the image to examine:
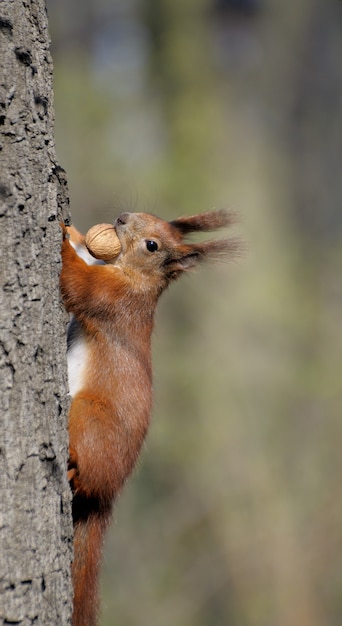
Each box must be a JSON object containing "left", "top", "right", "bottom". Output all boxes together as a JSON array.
[{"left": 47, "top": 1, "right": 342, "bottom": 624}]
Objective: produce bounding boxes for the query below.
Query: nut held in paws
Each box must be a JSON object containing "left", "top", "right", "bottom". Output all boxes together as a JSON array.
[{"left": 85, "top": 223, "right": 122, "bottom": 261}]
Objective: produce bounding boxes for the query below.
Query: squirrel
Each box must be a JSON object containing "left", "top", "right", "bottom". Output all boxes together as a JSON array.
[{"left": 60, "top": 209, "right": 240, "bottom": 626}]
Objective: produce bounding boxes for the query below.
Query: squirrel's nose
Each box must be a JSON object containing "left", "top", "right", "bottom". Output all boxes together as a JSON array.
[{"left": 116, "top": 212, "right": 131, "bottom": 226}]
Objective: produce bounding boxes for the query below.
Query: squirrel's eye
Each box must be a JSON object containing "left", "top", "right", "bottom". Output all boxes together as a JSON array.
[{"left": 145, "top": 240, "right": 158, "bottom": 252}]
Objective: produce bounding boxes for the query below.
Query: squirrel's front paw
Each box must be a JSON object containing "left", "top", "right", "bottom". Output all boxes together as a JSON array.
[{"left": 59, "top": 222, "right": 71, "bottom": 240}]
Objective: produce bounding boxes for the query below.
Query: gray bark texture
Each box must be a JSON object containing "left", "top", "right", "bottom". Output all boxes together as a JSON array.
[{"left": 0, "top": 1, "right": 73, "bottom": 624}]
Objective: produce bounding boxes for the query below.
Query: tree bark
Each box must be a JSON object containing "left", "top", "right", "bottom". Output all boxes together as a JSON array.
[{"left": 0, "top": 1, "right": 72, "bottom": 624}]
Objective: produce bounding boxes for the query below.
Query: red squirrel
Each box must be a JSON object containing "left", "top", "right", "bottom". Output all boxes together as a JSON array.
[{"left": 60, "top": 209, "right": 239, "bottom": 626}]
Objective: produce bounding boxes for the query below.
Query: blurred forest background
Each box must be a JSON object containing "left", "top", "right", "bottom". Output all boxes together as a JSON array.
[{"left": 47, "top": 0, "right": 342, "bottom": 624}]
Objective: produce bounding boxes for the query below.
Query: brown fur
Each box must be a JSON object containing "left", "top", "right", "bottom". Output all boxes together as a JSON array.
[{"left": 60, "top": 210, "right": 239, "bottom": 626}]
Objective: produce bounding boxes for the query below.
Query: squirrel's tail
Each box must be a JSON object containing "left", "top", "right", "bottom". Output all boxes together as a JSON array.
[{"left": 72, "top": 496, "right": 112, "bottom": 626}]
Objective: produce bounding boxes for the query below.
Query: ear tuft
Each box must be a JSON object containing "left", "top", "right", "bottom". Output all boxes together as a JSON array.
[
  {"left": 193, "top": 236, "right": 244, "bottom": 263},
  {"left": 164, "top": 208, "right": 243, "bottom": 281},
  {"left": 164, "top": 234, "right": 244, "bottom": 281},
  {"left": 170, "top": 209, "right": 238, "bottom": 235}
]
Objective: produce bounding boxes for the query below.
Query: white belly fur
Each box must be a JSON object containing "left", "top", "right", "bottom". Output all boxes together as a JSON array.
[
  {"left": 67, "top": 332, "right": 88, "bottom": 398},
  {"left": 67, "top": 239, "right": 97, "bottom": 398}
]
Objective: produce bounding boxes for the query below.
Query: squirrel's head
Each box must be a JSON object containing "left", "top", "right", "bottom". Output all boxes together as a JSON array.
[{"left": 110, "top": 209, "right": 241, "bottom": 294}]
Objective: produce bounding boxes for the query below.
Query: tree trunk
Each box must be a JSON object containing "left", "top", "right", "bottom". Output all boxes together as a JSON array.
[{"left": 0, "top": 1, "right": 72, "bottom": 624}]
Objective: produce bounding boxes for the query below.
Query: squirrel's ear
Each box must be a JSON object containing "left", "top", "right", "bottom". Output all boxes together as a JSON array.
[
  {"left": 170, "top": 209, "right": 236, "bottom": 235},
  {"left": 164, "top": 236, "right": 242, "bottom": 280},
  {"left": 165, "top": 251, "right": 200, "bottom": 279}
]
